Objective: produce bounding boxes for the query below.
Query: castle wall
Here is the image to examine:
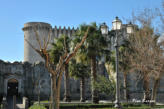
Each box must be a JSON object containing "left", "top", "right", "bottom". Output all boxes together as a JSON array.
[
  {"left": 21, "top": 21, "right": 164, "bottom": 102},
  {"left": 0, "top": 60, "right": 52, "bottom": 100},
  {"left": 0, "top": 59, "right": 91, "bottom": 101},
  {"left": 0, "top": 60, "right": 24, "bottom": 96}
]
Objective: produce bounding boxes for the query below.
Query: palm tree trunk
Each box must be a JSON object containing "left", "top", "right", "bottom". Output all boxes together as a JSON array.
[
  {"left": 63, "top": 64, "right": 71, "bottom": 102},
  {"left": 151, "top": 79, "right": 160, "bottom": 105},
  {"left": 91, "top": 56, "right": 99, "bottom": 104},
  {"left": 80, "top": 77, "right": 85, "bottom": 102},
  {"left": 123, "top": 72, "right": 128, "bottom": 101}
]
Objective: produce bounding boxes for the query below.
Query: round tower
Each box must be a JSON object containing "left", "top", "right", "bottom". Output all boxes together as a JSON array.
[{"left": 22, "top": 22, "right": 52, "bottom": 64}]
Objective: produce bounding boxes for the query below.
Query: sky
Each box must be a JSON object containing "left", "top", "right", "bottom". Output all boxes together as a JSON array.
[{"left": 0, "top": 0, "right": 162, "bottom": 62}]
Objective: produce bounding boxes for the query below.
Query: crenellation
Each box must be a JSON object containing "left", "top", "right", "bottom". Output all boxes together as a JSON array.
[
  {"left": 67, "top": 26, "right": 71, "bottom": 37},
  {"left": 51, "top": 26, "right": 78, "bottom": 38},
  {"left": 71, "top": 27, "right": 75, "bottom": 35},
  {"left": 76, "top": 27, "right": 79, "bottom": 31},
  {"left": 54, "top": 26, "right": 58, "bottom": 38},
  {"left": 63, "top": 26, "right": 66, "bottom": 35},
  {"left": 58, "top": 26, "right": 62, "bottom": 37}
]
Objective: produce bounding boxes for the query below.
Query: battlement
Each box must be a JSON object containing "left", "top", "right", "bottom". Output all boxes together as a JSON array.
[
  {"left": 52, "top": 26, "right": 79, "bottom": 37},
  {"left": 22, "top": 22, "right": 79, "bottom": 37}
]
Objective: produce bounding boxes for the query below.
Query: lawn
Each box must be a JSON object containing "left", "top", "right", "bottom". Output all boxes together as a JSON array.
[{"left": 29, "top": 103, "right": 164, "bottom": 109}]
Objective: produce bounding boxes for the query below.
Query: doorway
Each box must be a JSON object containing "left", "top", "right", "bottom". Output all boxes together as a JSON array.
[{"left": 7, "top": 79, "right": 18, "bottom": 96}]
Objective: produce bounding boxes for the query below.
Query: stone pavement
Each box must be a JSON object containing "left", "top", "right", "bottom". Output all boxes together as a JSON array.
[{"left": 7, "top": 96, "right": 22, "bottom": 109}]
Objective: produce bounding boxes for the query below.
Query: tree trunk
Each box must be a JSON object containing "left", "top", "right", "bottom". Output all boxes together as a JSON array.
[
  {"left": 80, "top": 77, "right": 85, "bottom": 102},
  {"left": 151, "top": 79, "right": 160, "bottom": 105},
  {"left": 91, "top": 56, "right": 99, "bottom": 104},
  {"left": 51, "top": 74, "right": 62, "bottom": 109},
  {"left": 49, "top": 74, "right": 54, "bottom": 109},
  {"left": 63, "top": 64, "right": 71, "bottom": 102},
  {"left": 52, "top": 75, "right": 57, "bottom": 109},
  {"left": 123, "top": 72, "right": 128, "bottom": 102},
  {"left": 143, "top": 75, "right": 150, "bottom": 103}
]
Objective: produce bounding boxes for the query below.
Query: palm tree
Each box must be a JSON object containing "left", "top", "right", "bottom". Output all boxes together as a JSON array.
[
  {"left": 119, "top": 40, "right": 131, "bottom": 102},
  {"left": 72, "top": 22, "right": 109, "bottom": 103},
  {"left": 69, "top": 59, "right": 90, "bottom": 102},
  {"left": 50, "top": 35, "right": 71, "bottom": 102}
]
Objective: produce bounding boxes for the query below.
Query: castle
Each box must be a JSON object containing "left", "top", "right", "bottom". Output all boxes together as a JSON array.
[
  {"left": 0, "top": 22, "right": 91, "bottom": 102},
  {"left": 0, "top": 22, "right": 164, "bottom": 103}
]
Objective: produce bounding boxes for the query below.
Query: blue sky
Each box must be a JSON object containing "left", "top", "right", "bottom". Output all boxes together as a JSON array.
[{"left": 0, "top": 0, "right": 162, "bottom": 62}]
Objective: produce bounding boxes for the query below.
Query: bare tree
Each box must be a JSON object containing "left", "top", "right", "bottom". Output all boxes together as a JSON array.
[
  {"left": 123, "top": 7, "right": 164, "bottom": 104},
  {"left": 25, "top": 26, "right": 90, "bottom": 109},
  {"left": 127, "top": 26, "right": 164, "bottom": 103}
]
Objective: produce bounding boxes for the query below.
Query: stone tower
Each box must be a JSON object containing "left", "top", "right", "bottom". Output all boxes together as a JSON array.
[
  {"left": 23, "top": 22, "right": 52, "bottom": 63},
  {"left": 22, "top": 22, "right": 78, "bottom": 63}
]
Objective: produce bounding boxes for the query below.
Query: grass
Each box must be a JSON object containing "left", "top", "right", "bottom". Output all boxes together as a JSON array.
[
  {"left": 29, "top": 104, "right": 46, "bottom": 109},
  {"left": 31, "top": 102, "right": 164, "bottom": 109}
]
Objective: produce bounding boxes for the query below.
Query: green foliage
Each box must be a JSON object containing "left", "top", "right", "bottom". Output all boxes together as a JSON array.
[
  {"left": 108, "top": 39, "right": 131, "bottom": 73},
  {"left": 95, "top": 75, "right": 115, "bottom": 97},
  {"left": 29, "top": 104, "right": 46, "bottom": 109},
  {"left": 106, "top": 51, "right": 116, "bottom": 72},
  {"left": 69, "top": 59, "right": 90, "bottom": 79},
  {"left": 72, "top": 22, "right": 110, "bottom": 60},
  {"left": 118, "top": 39, "right": 132, "bottom": 74},
  {"left": 50, "top": 35, "right": 71, "bottom": 65}
]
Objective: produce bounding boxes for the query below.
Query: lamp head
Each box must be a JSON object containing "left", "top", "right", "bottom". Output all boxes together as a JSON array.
[
  {"left": 100, "top": 22, "right": 108, "bottom": 35},
  {"left": 112, "top": 16, "right": 122, "bottom": 30},
  {"left": 126, "top": 22, "right": 134, "bottom": 34}
]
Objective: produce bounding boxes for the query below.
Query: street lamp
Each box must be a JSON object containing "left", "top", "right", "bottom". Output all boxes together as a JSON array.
[
  {"left": 101, "top": 17, "right": 134, "bottom": 109},
  {"left": 126, "top": 22, "right": 133, "bottom": 34},
  {"left": 100, "top": 17, "right": 122, "bottom": 108},
  {"left": 100, "top": 22, "right": 108, "bottom": 35},
  {"left": 112, "top": 16, "right": 122, "bottom": 108}
]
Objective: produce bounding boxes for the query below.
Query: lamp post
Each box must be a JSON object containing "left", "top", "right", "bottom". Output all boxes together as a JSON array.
[
  {"left": 112, "top": 16, "right": 122, "bottom": 108},
  {"left": 101, "top": 17, "right": 122, "bottom": 108},
  {"left": 101, "top": 17, "right": 134, "bottom": 109}
]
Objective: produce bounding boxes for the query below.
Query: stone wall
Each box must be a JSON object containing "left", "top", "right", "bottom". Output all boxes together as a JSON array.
[
  {"left": 0, "top": 60, "right": 51, "bottom": 99},
  {"left": 0, "top": 60, "right": 88, "bottom": 101}
]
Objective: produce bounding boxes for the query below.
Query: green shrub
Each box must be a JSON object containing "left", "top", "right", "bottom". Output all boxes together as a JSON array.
[{"left": 29, "top": 104, "right": 46, "bottom": 109}]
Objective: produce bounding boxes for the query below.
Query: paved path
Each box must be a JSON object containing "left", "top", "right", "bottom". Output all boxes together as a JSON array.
[{"left": 7, "top": 96, "right": 22, "bottom": 109}]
